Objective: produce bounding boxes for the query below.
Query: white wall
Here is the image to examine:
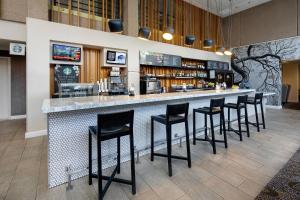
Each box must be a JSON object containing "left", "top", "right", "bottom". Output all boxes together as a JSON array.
[
  {"left": 0, "top": 20, "right": 26, "bottom": 42},
  {"left": 26, "top": 18, "right": 230, "bottom": 134}
]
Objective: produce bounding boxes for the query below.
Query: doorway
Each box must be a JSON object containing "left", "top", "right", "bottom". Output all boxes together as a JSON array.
[
  {"left": 0, "top": 57, "right": 11, "bottom": 120},
  {"left": 282, "top": 61, "right": 300, "bottom": 110}
]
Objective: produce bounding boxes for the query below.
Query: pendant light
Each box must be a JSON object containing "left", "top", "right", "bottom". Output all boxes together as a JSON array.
[
  {"left": 203, "top": 0, "right": 214, "bottom": 48},
  {"left": 215, "top": 0, "right": 225, "bottom": 56},
  {"left": 138, "top": 0, "right": 151, "bottom": 40},
  {"left": 185, "top": 2, "right": 196, "bottom": 46},
  {"left": 163, "top": 0, "right": 174, "bottom": 41},
  {"left": 224, "top": 0, "right": 233, "bottom": 56},
  {"left": 108, "top": 0, "right": 123, "bottom": 33}
]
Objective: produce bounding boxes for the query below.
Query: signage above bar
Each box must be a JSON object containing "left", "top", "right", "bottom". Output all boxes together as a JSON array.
[{"left": 139, "top": 51, "right": 181, "bottom": 67}]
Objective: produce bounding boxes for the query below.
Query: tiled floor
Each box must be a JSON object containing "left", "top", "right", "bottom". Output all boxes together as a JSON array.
[{"left": 0, "top": 109, "right": 300, "bottom": 200}]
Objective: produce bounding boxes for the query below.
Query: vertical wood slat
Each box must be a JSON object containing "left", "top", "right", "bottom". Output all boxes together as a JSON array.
[
  {"left": 68, "top": 0, "right": 71, "bottom": 25},
  {"left": 57, "top": 0, "right": 61, "bottom": 23},
  {"left": 77, "top": 0, "right": 80, "bottom": 26},
  {"left": 139, "top": 0, "right": 222, "bottom": 50},
  {"left": 102, "top": 0, "right": 105, "bottom": 31}
]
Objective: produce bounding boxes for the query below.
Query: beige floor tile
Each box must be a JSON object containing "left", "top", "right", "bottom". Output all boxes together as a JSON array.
[{"left": 238, "top": 179, "right": 264, "bottom": 198}]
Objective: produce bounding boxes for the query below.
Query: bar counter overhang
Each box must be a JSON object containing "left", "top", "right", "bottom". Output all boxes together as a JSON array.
[{"left": 42, "top": 89, "right": 264, "bottom": 188}]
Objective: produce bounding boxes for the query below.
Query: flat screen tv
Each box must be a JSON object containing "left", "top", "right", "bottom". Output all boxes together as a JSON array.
[
  {"left": 52, "top": 44, "right": 81, "bottom": 62},
  {"left": 106, "top": 50, "right": 127, "bottom": 65}
]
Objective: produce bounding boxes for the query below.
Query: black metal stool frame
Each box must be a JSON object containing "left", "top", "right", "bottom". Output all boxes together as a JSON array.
[
  {"left": 225, "top": 95, "right": 250, "bottom": 141},
  {"left": 88, "top": 110, "right": 136, "bottom": 200},
  {"left": 150, "top": 103, "right": 191, "bottom": 177},
  {"left": 193, "top": 98, "right": 228, "bottom": 154},
  {"left": 246, "top": 93, "right": 266, "bottom": 132}
]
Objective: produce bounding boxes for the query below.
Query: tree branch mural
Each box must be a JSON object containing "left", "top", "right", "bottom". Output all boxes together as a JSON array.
[{"left": 231, "top": 38, "right": 299, "bottom": 106}]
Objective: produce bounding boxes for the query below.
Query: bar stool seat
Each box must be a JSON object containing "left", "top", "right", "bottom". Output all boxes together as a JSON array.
[
  {"left": 89, "top": 125, "right": 130, "bottom": 140},
  {"left": 151, "top": 103, "right": 191, "bottom": 177},
  {"left": 224, "top": 103, "right": 245, "bottom": 109},
  {"left": 194, "top": 107, "right": 222, "bottom": 114},
  {"left": 151, "top": 114, "right": 186, "bottom": 124},
  {"left": 88, "top": 110, "right": 136, "bottom": 200}
]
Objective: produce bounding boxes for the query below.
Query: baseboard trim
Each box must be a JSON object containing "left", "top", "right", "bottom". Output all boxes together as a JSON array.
[
  {"left": 10, "top": 115, "right": 26, "bottom": 120},
  {"left": 25, "top": 129, "right": 47, "bottom": 138},
  {"left": 265, "top": 105, "right": 282, "bottom": 109}
]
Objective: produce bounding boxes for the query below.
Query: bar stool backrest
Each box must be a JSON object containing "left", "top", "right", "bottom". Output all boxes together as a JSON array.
[
  {"left": 210, "top": 98, "right": 225, "bottom": 112},
  {"left": 166, "top": 103, "right": 189, "bottom": 120},
  {"left": 97, "top": 110, "right": 134, "bottom": 134},
  {"left": 255, "top": 93, "right": 264, "bottom": 102},
  {"left": 237, "top": 95, "right": 248, "bottom": 105}
]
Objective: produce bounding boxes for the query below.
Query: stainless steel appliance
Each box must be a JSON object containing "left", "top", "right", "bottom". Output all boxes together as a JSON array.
[{"left": 140, "top": 78, "right": 161, "bottom": 94}]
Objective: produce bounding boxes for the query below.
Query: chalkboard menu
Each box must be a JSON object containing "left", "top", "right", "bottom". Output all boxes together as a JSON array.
[
  {"left": 140, "top": 51, "right": 163, "bottom": 66},
  {"left": 207, "top": 61, "right": 218, "bottom": 70},
  {"left": 163, "top": 54, "right": 181, "bottom": 67},
  {"left": 207, "top": 61, "right": 230, "bottom": 70},
  {"left": 140, "top": 51, "right": 181, "bottom": 67},
  {"left": 54, "top": 64, "right": 80, "bottom": 93}
]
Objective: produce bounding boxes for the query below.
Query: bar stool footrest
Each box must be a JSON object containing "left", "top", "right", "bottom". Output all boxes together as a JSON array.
[
  {"left": 153, "top": 153, "right": 188, "bottom": 160},
  {"left": 91, "top": 165, "right": 133, "bottom": 196}
]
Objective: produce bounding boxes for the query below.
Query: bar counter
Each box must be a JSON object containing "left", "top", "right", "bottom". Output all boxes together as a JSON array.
[{"left": 42, "top": 89, "right": 260, "bottom": 188}]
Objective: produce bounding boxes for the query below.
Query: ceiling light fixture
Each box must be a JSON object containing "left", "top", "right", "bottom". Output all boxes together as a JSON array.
[
  {"left": 203, "top": 0, "right": 214, "bottom": 48},
  {"left": 215, "top": 0, "right": 225, "bottom": 56},
  {"left": 138, "top": 0, "right": 151, "bottom": 40},
  {"left": 185, "top": 2, "right": 196, "bottom": 46},
  {"left": 163, "top": 0, "right": 174, "bottom": 41},
  {"left": 224, "top": 0, "right": 233, "bottom": 56}
]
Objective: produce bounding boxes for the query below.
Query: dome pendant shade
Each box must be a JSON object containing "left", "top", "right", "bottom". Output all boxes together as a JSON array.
[
  {"left": 138, "top": 27, "right": 151, "bottom": 40},
  {"left": 185, "top": 35, "right": 196, "bottom": 46},
  {"left": 203, "top": 39, "right": 214, "bottom": 48},
  {"left": 162, "top": 27, "right": 174, "bottom": 40},
  {"left": 108, "top": 19, "right": 123, "bottom": 33}
]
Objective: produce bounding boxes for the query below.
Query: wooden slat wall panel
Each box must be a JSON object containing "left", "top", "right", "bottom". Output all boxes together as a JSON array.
[{"left": 139, "top": 0, "right": 222, "bottom": 51}]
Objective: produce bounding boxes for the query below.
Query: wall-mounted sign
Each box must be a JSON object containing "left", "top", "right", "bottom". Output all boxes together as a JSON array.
[
  {"left": 50, "top": 42, "right": 83, "bottom": 65},
  {"left": 9, "top": 43, "right": 26, "bottom": 56},
  {"left": 52, "top": 44, "right": 81, "bottom": 62},
  {"left": 139, "top": 51, "right": 181, "bottom": 67},
  {"left": 106, "top": 50, "right": 127, "bottom": 65}
]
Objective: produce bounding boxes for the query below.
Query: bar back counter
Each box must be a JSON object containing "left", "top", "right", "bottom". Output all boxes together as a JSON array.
[{"left": 42, "top": 89, "right": 263, "bottom": 188}]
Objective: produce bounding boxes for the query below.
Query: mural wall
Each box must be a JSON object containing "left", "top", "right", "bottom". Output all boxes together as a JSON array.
[{"left": 232, "top": 36, "right": 300, "bottom": 106}]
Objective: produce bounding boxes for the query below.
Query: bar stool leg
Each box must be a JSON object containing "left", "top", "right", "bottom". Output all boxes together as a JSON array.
[
  {"left": 254, "top": 104, "right": 260, "bottom": 132},
  {"left": 219, "top": 113, "right": 223, "bottom": 135},
  {"left": 88, "top": 130, "right": 92, "bottom": 185},
  {"left": 227, "top": 108, "right": 231, "bottom": 129},
  {"left": 185, "top": 120, "right": 192, "bottom": 168},
  {"left": 129, "top": 133, "right": 136, "bottom": 194},
  {"left": 245, "top": 106, "right": 250, "bottom": 137},
  {"left": 210, "top": 115, "right": 216, "bottom": 154},
  {"left": 237, "top": 108, "right": 243, "bottom": 141},
  {"left": 204, "top": 114, "right": 208, "bottom": 138},
  {"left": 222, "top": 111, "right": 228, "bottom": 148},
  {"left": 193, "top": 110, "right": 196, "bottom": 145},
  {"left": 166, "top": 124, "right": 172, "bottom": 176},
  {"left": 260, "top": 102, "right": 266, "bottom": 129},
  {"left": 150, "top": 118, "right": 154, "bottom": 161},
  {"left": 117, "top": 137, "right": 121, "bottom": 174},
  {"left": 97, "top": 137, "right": 103, "bottom": 200}
]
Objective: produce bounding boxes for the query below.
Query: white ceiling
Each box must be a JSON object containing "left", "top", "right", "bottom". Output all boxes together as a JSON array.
[{"left": 185, "top": 0, "right": 272, "bottom": 17}]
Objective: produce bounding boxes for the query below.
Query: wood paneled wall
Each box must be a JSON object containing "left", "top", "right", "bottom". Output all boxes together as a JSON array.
[
  {"left": 139, "top": 0, "right": 222, "bottom": 50},
  {"left": 49, "top": 0, "right": 123, "bottom": 31},
  {"left": 81, "top": 48, "right": 102, "bottom": 83}
]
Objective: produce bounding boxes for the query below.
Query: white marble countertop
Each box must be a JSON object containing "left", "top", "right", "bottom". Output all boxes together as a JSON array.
[{"left": 42, "top": 89, "right": 257, "bottom": 114}]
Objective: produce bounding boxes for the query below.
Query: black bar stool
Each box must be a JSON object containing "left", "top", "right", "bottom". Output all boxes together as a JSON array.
[
  {"left": 224, "top": 95, "right": 250, "bottom": 141},
  {"left": 151, "top": 103, "right": 191, "bottom": 177},
  {"left": 88, "top": 110, "right": 136, "bottom": 200},
  {"left": 246, "top": 93, "right": 266, "bottom": 132},
  {"left": 193, "top": 98, "right": 227, "bottom": 154}
]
